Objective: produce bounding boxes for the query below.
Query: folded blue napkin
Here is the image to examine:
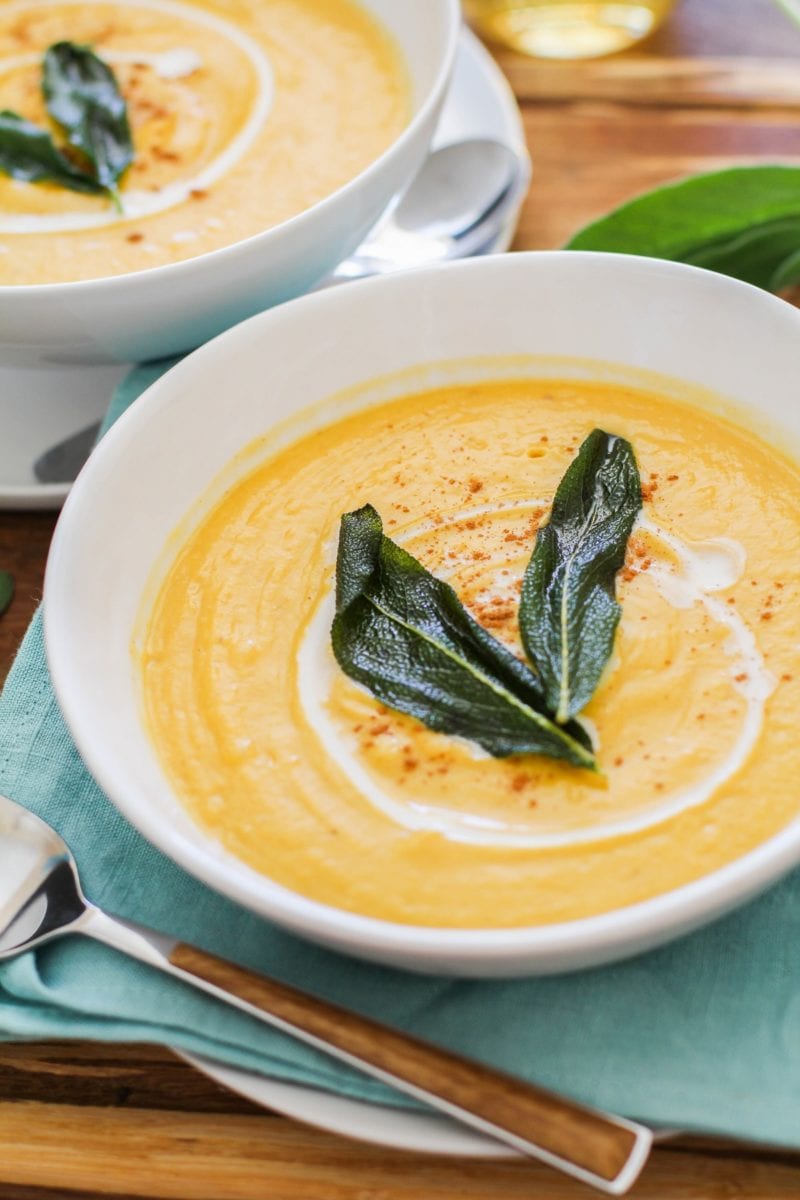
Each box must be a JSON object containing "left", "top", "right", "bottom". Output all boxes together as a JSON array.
[{"left": 1, "top": 359, "right": 799, "bottom": 1146}]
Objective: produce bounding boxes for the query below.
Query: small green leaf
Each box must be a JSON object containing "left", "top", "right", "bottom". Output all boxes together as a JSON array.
[
  {"left": 519, "top": 431, "right": 641, "bottom": 724},
  {"left": 43, "top": 41, "right": 134, "bottom": 204},
  {"left": 332, "top": 505, "right": 596, "bottom": 770},
  {"left": 566, "top": 166, "right": 800, "bottom": 291},
  {"left": 0, "top": 110, "right": 104, "bottom": 195},
  {"left": 0, "top": 571, "right": 14, "bottom": 618}
]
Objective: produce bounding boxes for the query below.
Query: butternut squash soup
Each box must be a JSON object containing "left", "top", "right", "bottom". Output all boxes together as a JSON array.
[
  {"left": 141, "top": 378, "right": 800, "bottom": 928},
  {"left": 0, "top": 0, "right": 409, "bottom": 284}
]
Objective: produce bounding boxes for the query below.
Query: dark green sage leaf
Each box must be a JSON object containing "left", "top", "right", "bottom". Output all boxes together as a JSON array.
[
  {"left": 566, "top": 166, "right": 800, "bottom": 292},
  {"left": 0, "top": 110, "right": 103, "bottom": 195},
  {"left": 0, "top": 571, "right": 14, "bottom": 618},
  {"left": 43, "top": 41, "right": 134, "bottom": 208},
  {"left": 519, "top": 430, "right": 641, "bottom": 724},
  {"left": 332, "top": 504, "right": 595, "bottom": 770}
]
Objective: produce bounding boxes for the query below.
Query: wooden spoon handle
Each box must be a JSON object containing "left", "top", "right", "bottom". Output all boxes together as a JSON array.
[{"left": 169, "top": 942, "right": 651, "bottom": 1194}]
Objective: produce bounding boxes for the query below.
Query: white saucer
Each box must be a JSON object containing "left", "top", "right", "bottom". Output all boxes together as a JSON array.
[
  {"left": 172, "top": 32, "right": 533, "bottom": 1158},
  {"left": 178, "top": 1052, "right": 673, "bottom": 1162},
  {"left": 0, "top": 28, "right": 529, "bottom": 511},
  {"left": 181, "top": 1051, "right": 517, "bottom": 1159}
]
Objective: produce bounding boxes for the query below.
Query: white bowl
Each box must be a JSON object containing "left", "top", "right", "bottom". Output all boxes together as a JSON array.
[
  {"left": 0, "top": 0, "right": 459, "bottom": 367},
  {"left": 44, "top": 251, "right": 800, "bottom": 976}
]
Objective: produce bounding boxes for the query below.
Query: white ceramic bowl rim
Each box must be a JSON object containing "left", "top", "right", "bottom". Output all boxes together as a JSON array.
[
  {"left": 0, "top": 0, "right": 461, "bottom": 298},
  {"left": 44, "top": 251, "right": 800, "bottom": 971}
]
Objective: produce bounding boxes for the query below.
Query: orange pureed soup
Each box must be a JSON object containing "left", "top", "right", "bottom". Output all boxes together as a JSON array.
[
  {"left": 0, "top": 0, "right": 409, "bottom": 283},
  {"left": 141, "top": 378, "right": 800, "bottom": 928}
]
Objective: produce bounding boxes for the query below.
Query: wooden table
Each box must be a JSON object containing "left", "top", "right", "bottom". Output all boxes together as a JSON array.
[{"left": 3, "top": 1, "right": 800, "bottom": 1195}]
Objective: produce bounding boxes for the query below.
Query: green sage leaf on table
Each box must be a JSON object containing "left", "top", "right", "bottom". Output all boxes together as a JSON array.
[
  {"left": 566, "top": 166, "right": 800, "bottom": 292},
  {"left": 43, "top": 42, "right": 134, "bottom": 210},
  {"left": 0, "top": 110, "right": 105, "bottom": 195},
  {"left": 332, "top": 504, "right": 596, "bottom": 770},
  {"left": 519, "top": 430, "right": 641, "bottom": 724},
  {"left": 0, "top": 571, "right": 14, "bottom": 619}
]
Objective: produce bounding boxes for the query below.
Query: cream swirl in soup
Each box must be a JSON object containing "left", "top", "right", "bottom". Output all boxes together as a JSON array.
[
  {"left": 140, "top": 378, "right": 800, "bottom": 928},
  {"left": 0, "top": 0, "right": 409, "bottom": 282}
]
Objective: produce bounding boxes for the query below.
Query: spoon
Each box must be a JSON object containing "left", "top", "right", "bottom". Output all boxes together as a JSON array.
[
  {"left": 0, "top": 791, "right": 651, "bottom": 1194},
  {"left": 33, "top": 419, "right": 102, "bottom": 486},
  {"left": 33, "top": 140, "right": 527, "bottom": 487},
  {"left": 327, "top": 138, "right": 527, "bottom": 282}
]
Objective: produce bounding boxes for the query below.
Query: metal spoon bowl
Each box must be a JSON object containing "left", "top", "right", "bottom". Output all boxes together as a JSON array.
[{"left": 328, "top": 138, "right": 526, "bottom": 281}]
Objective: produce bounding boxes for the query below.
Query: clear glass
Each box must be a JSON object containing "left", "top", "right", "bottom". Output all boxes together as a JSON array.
[{"left": 463, "top": 1, "right": 678, "bottom": 60}]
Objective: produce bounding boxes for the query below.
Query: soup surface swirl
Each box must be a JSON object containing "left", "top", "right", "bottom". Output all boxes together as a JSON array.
[
  {"left": 141, "top": 378, "right": 800, "bottom": 927},
  {"left": 0, "top": 0, "right": 409, "bottom": 282}
]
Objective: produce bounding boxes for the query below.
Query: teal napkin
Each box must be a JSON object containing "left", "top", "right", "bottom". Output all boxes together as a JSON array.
[{"left": 2, "top": 359, "right": 800, "bottom": 1146}]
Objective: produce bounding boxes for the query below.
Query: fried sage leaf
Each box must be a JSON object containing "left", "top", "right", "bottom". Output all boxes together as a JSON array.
[
  {"left": 43, "top": 41, "right": 134, "bottom": 207},
  {"left": 0, "top": 110, "right": 104, "bottom": 195},
  {"left": 520, "top": 430, "right": 641, "bottom": 724},
  {"left": 331, "top": 504, "right": 595, "bottom": 770}
]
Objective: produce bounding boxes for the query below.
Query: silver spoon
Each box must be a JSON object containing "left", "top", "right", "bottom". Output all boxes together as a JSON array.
[
  {"left": 33, "top": 140, "right": 527, "bottom": 486},
  {"left": 33, "top": 419, "right": 102, "bottom": 486},
  {"left": 327, "top": 138, "right": 527, "bottom": 282},
  {"left": 0, "top": 791, "right": 651, "bottom": 1194}
]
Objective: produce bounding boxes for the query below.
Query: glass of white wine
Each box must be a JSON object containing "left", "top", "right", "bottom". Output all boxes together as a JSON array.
[{"left": 463, "top": 0, "right": 678, "bottom": 59}]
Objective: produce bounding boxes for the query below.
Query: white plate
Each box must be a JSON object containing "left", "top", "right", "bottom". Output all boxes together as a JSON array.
[
  {"left": 0, "top": 28, "right": 529, "bottom": 512},
  {"left": 181, "top": 1051, "right": 675, "bottom": 1160},
  {"left": 181, "top": 1052, "right": 517, "bottom": 1158}
]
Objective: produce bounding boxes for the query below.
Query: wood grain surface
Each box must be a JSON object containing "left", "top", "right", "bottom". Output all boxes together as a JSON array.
[{"left": 2, "top": 1, "right": 800, "bottom": 1196}]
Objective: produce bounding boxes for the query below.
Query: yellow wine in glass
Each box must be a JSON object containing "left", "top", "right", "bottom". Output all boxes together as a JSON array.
[{"left": 463, "top": 0, "right": 678, "bottom": 59}]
